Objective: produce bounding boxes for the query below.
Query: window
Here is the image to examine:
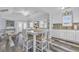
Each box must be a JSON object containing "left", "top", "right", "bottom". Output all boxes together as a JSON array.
[
  {"left": 6, "top": 20, "right": 14, "bottom": 27},
  {"left": 53, "top": 24, "right": 62, "bottom": 29}
]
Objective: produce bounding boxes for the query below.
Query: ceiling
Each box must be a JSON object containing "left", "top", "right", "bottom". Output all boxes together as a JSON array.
[{"left": 0, "top": 7, "right": 62, "bottom": 21}]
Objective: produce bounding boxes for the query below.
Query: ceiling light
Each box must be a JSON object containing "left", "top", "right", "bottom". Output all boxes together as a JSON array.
[
  {"left": 17, "top": 10, "right": 30, "bottom": 16},
  {"left": 61, "top": 7, "right": 65, "bottom": 9}
]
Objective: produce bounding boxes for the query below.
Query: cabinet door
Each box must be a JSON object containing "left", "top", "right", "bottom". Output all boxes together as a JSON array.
[
  {"left": 39, "top": 21, "right": 44, "bottom": 28},
  {"left": 30, "top": 22, "right": 33, "bottom": 28},
  {"left": 23, "top": 22, "right": 27, "bottom": 29},
  {"left": 17, "top": 22, "right": 23, "bottom": 32},
  {"left": 75, "top": 30, "right": 79, "bottom": 41}
]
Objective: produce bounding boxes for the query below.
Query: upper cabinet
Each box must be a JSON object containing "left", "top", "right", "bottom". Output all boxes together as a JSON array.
[{"left": 72, "top": 8, "right": 79, "bottom": 23}]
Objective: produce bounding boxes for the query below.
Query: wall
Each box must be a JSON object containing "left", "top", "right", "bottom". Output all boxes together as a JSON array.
[
  {"left": 0, "top": 18, "right": 6, "bottom": 35},
  {"left": 72, "top": 8, "right": 79, "bottom": 23},
  {"left": 51, "top": 7, "right": 79, "bottom": 24},
  {"left": 49, "top": 8, "right": 79, "bottom": 42}
]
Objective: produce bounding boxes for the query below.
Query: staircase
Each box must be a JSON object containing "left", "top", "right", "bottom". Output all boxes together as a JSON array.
[{"left": 49, "top": 37, "right": 79, "bottom": 52}]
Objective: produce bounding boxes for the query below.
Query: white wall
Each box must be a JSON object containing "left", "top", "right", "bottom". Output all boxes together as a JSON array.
[
  {"left": 72, "top": 8, "right": 79, "bottom": 23},
  {"left": 0, "top": 18, "right": 6, "bottom": 30},
  {"left": 0, "top": 18, "right": 6, "bottom": 35},
  {"left": 48, "top": 7, "right": 79, "bottom": 24},
  {"left": 52, "top": 11, "right": 62, "bottom": 24}
]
